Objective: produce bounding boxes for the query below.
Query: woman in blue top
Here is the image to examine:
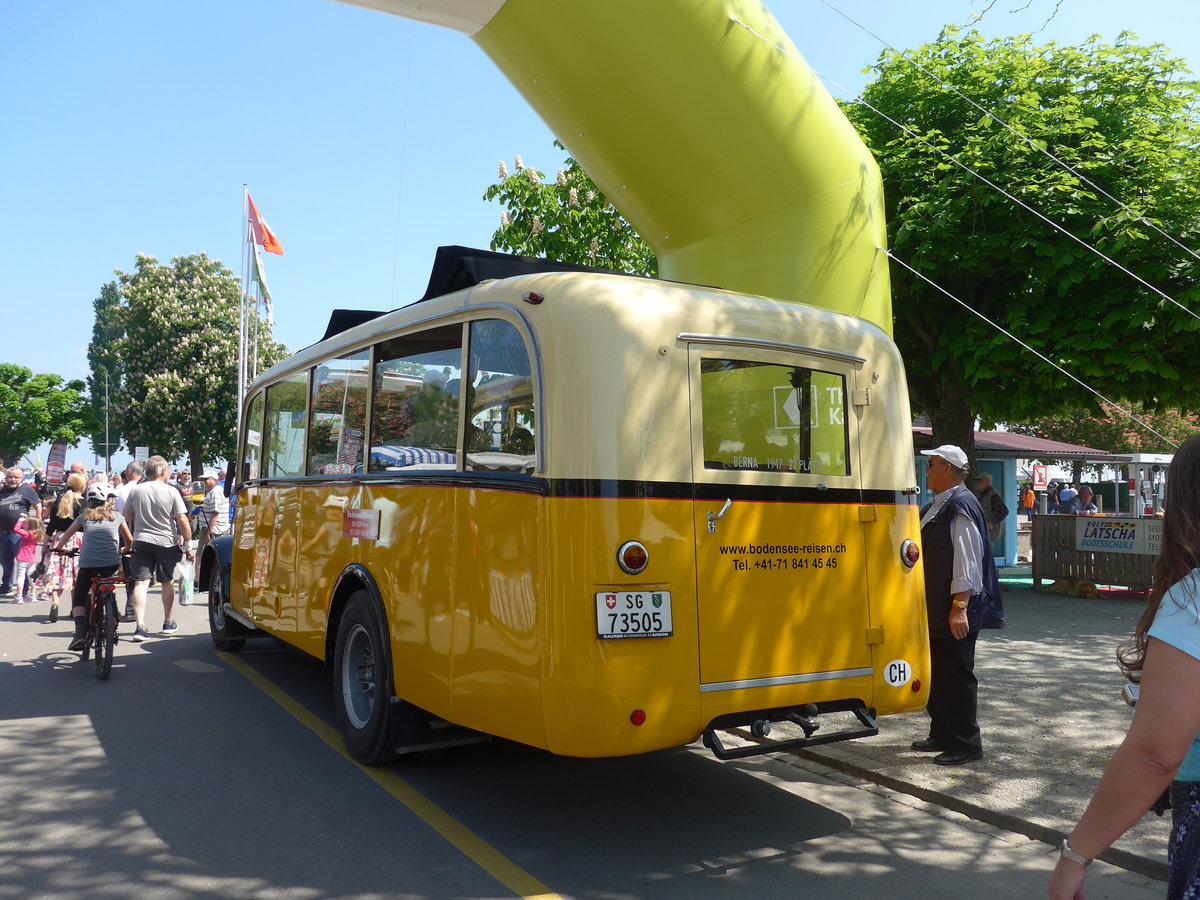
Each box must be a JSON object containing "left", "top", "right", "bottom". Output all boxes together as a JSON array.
[{"left": 1051, "top": 432, "right": 1200, "bottom": 899}]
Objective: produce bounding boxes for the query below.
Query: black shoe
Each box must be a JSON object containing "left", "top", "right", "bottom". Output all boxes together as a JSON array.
[
  {"left": 910, "top": 738, "right": 945, "bottom": 752},
  {"left": 48, "top": 604, "right": 58, "bottom": 623},
  {"left": 118, "top": 613, "right": 135, "bottom": 623},
  {"left": 933, "top": 749, "right": 983, "bottom": 766},
  {"left": 68, "top": 633, "right": 86, "bottom": 652}
]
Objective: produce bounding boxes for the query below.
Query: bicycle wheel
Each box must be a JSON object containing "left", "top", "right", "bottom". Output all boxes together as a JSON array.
[{"left": 94, "top": 591, "right": 116, "bottom": 680}]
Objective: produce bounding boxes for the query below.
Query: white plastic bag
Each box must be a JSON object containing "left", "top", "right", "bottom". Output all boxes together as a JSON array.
[{"left": 174, "top": 557, "right": 195, "bottom": 606}]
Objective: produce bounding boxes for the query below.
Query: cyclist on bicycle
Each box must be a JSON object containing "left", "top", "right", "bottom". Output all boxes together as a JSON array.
[{"left": 52, "top": 484, "right": 132, "bottom": 651}]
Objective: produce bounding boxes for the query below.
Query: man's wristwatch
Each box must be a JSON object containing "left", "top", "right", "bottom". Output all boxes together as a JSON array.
[
  {"left": 953, "top": 598, "right": 969, "bottom": 609},
  {"left": 1060, "top": 837, "right": 1092, "bottom": 867}
]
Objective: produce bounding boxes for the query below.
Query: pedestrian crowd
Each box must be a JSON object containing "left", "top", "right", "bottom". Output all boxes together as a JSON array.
[
  {"left": 1018, "top": 480, "right": 1101, "bottom": 517},
  {"left": 0, "top": 457, "right": 228, "bottom": 644}
]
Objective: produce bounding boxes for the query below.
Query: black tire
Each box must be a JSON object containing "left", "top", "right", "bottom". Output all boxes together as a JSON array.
[
  {"left": 208, "top": 564, "right": 245, "bottom": 652},
  {"left": 333, "top": 590, "right": 398, "bottom": 765},
  {"left": 94, "top": 592, "right": 116, "bottom": 680}
]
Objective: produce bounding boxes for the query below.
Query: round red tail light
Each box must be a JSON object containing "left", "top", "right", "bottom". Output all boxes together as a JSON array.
[
  {"left": 617, "top": 541, "right": 648, "bottom": 575},
  {"left": 630, "top": 709, "right": 646, "bottom": 726},
  {"left": 901, "top": 539, "right": 920, "bottom": 567}
]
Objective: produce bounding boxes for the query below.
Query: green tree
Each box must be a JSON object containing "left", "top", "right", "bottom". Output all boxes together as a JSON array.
[
  {"left": 1010, "top": 402, "right": 1199, "bottom": 481},
  {"left": 483, "top": 143, "right": 657, "bottom": 276},
  {"left": 107, "top": 253, "right": 286, "bottom": 474},
  {"left": 0, "top": 364, "right": 98, "bottom": 468},
  {"left": 844, "top": 29, "right": 1200, "bottom": 459},
  {"left": 87, "top": 280, "right": 124, "bottom": 468}
]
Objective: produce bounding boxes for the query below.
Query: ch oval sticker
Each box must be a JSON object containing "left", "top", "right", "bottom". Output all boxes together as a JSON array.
[{"left": 884, "top": 659, "right": 912, "bottom": 687}]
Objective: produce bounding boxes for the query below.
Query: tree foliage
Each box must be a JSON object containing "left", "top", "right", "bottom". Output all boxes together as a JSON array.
[
  {"left": 844, "top": 29, "right": 1200, "bottom": 457},
  {"left": 104, "top": 253, "right": 286, "bottom": 473},
  {"left": 0, "top": 364, "right": 98, "bottom": 468},
  {"left": 1011, "top": 402, "right": 1199, "bottom": 456},
  {"left": 482, "top": 142, "right": 657, "bottom": 276}
]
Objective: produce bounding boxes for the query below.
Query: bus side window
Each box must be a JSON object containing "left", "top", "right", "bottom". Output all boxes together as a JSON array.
[
  {"left": 370, "top": 326, "right": 463, "bottom": 471},
  {"left": 242, "top": 391, "right": 264, "bottom": 482},
  {"left": 263, "top": 372, "right": 310, "bottom": 478},
  {"left": 308, "top": 352, "right": 369, "bottom": 475},
  {"left": 465, "top": 319, "right": 536, "bottom": 474}
]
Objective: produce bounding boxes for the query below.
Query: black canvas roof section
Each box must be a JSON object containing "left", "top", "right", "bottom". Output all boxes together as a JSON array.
[
  {"left": 318, "top": 247, "right": 644, "bottom": 344},
  {"left": 418, "top": 245, "right": 641, "bottom": 302},
  {"left": 320, "top": 309, "right": 388, "bottom": 342}
]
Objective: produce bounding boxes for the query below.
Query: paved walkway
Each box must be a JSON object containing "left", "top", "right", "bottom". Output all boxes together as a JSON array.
[{"left": 740, "top": 579, "right": 1170, "bottom": 880}]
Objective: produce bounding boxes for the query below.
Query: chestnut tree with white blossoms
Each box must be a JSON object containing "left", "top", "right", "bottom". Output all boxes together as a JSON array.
[
  {"left": 94, "top": 253, "right": 285, "bottom": 474},
  {"left": 483, "top": 142, "right": 657, "bottom": 276}
]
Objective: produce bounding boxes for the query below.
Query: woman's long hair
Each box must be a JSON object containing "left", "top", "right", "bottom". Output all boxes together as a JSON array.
[
  {"left": 53, "top": 473, "right": 86, "bottom": 518},
  {"left": 82, "top": 501, "right": 116, "bottom": 522},
  {"left": 1119, "top": 432, "right": 1200, "bottom": 679}
]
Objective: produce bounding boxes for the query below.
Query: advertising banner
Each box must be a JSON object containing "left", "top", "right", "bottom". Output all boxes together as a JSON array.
[
  {"left": 1075, "top": 517, "right": 1162, "bottom": 556},
  {"left": 45, "top": 441, "right": 67, "bottom": 486}
]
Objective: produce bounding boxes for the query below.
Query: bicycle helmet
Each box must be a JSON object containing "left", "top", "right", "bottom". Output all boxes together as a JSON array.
[{"left": 85, "top": 484, "right": 116, "bottom": 505}]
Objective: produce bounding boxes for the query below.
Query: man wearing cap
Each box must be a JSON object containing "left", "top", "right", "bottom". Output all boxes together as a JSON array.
[
  {"left": 972, "top": 471, "right": 1009, "bottom": 544},
  {"left": 197, "top": 470, "right": 229, "bottom": 566},
  {"left": 914, "top": 444, "right": 1005, "bottom": 765}
]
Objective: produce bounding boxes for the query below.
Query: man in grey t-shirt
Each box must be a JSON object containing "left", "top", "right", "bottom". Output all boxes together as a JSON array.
[{"left": 123, "top": 455, "right": 193, "bottom": 642}]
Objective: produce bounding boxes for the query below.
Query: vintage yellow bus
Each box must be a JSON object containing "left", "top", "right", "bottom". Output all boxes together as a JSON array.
[{"left": 205, "top": 246, "right": 930, "bottom": 763}]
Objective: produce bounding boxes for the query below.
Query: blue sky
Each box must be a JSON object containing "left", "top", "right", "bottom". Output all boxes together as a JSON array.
[{"left": 1, "top": 0, "right": 1196, "bottom": 468}]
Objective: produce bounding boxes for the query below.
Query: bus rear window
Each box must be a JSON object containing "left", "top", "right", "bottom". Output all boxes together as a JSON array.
[{"left": 700, "top": 358, "right": 849, "bottom": 476}]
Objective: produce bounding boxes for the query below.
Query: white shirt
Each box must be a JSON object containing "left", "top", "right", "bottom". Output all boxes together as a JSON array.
[
  {"left": 921, "top": 483, "right": 984, "bottom": 596},
  {"left": 113, "top": 477, "right": 140, "bottom": 514}
]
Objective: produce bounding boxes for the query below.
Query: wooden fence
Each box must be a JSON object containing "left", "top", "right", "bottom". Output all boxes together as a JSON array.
[{"left": 1031, "top": 514, "right": 1156, "bottom": 590}]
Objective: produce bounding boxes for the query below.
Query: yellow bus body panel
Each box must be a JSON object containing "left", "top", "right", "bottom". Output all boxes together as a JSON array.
[{"left": 229, "top": 272, "right": 929, "bottom": 758}]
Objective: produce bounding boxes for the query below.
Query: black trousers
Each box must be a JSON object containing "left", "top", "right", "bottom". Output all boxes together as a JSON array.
[{"left": 927, "top": 633, "right": 982, "bottom": 755}]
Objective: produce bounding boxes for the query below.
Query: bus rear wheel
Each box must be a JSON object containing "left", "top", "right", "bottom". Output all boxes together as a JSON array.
[{"left": 334, "top": 591, "right": 399, "bottom": 765}]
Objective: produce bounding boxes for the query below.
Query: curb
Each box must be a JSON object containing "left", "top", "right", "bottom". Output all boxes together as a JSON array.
[{"left": 788, "top": 743, "right": 1168, "bottom": 883}]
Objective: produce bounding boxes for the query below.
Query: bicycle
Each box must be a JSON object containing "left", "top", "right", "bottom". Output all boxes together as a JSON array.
[{"left": 54, "top": 548, "right": 124, "bottom": 680}]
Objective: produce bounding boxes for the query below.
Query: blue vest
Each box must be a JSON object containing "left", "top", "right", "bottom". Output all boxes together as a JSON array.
[{"left": 920, "top": 486, "right": 1005, "bottom": 639}]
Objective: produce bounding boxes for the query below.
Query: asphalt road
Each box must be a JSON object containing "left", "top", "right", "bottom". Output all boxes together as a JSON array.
[{"left": 0, "top": 589, "right": 1164, "bottom": 899}]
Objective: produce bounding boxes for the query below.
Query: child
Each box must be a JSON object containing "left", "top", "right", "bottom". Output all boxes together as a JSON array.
[
  {"left": 53, "top": 485, "right": 132, "bottom": 651},
  {"left": 12, "top": 514, "right": 44, "bottom": 602}
]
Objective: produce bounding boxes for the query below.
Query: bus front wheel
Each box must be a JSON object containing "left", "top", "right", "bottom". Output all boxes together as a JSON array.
[
  {"left": 334, "top": 591, "right": 399, "bottom": 765},
  {"left": 208, "top": 566, "right": 245, "bottom": 653}
]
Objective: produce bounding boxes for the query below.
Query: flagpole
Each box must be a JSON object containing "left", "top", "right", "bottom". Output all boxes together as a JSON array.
[{"left": 238, "top": 185, "right": 251, "bottom": 440}]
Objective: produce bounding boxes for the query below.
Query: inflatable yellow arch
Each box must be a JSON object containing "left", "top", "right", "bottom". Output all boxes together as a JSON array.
[{"left": 338, "top": 0, "right": 893, "bottom": 335}]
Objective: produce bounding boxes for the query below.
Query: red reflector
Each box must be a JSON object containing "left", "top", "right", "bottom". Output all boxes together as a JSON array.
[
  {"left": 630, "top": 709, "right": 646, "bottom": 726},
  {"left": 912, "top": 679, "right": 922, "bottom": 693},
  {"left": 521, "top": 291, "right": 544, "bottom": 305},
  {"left": 901, "top": 539, "right": 920, "bottom": 567},
  {"left": 617, "top": 541, "right": 648, "bottom": 575}
]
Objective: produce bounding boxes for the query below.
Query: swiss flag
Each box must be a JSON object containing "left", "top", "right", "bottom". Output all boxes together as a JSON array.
[{"left": 247, "top": 192, "right": 284, "bottom": 255}]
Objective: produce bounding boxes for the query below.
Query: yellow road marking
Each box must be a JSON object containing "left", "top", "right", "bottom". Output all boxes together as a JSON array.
[{"left": 217, "top": 651, "right": 562, "bottom": 900}]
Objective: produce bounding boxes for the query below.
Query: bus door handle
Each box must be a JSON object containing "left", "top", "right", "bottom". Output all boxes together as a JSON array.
[{"left": 707, "top": 499, "right": 732, "bottom": 534}]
